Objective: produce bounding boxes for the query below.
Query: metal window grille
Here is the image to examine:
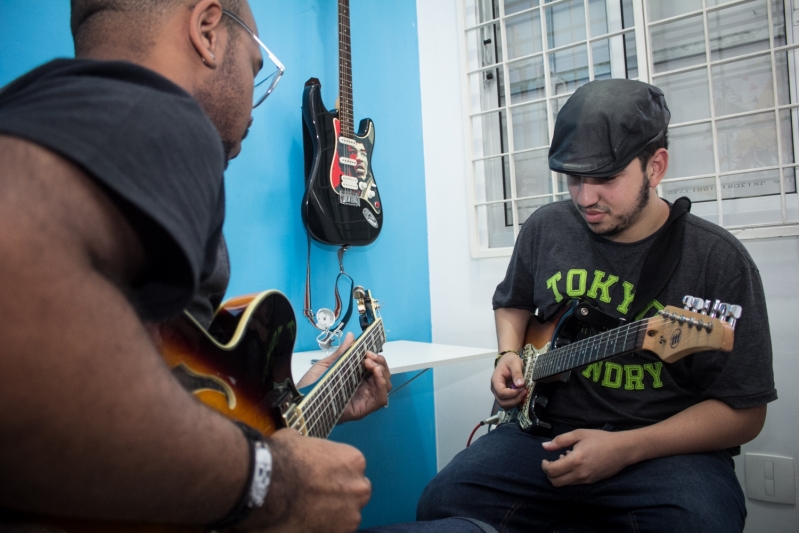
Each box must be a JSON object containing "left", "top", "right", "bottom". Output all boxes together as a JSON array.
[{"left": 460, "top": 0, "right": 799, "bottom": 257}]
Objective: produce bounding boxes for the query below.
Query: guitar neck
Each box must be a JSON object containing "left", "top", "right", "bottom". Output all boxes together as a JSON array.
[
  {"left": 338, "top": 0, "right": 355, "bottom": 137},
  {"left": 291, "top": 319, "right": 385, "bottom": 438},
  {"left": 532, "top": 317, "right": 648, "bottom": 380}
]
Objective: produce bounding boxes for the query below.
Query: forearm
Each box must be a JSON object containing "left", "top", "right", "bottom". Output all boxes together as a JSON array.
[
  {"left": 0, "top": 276, "right": 251, "bottom": 524},
  {"left": 0, "top": 140, "right": 250, "bottom": 524},
  {"left": 495, "top": 307, "right": 533, "bottom": 352},
  {"left": 619, "top": 400, "right": 766, "bottom": 465}
]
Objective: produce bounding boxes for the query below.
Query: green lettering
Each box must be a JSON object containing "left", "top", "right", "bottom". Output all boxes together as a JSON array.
[
  {"left": 566, "top": 269, "right": 587, "bottom": 297},
  {"left": 581, "top": 362, "right": 604, "bottom": 382},
  {"left": 644, "top": 362, "right": 664, "bottom": 388},
  {"left": 634, "top": 300, "right": 665, "bottom": 321},
  {"left": 602, "top": 362, "right": 623, "bottom": 389},
  {"left": 587, "top": 270, "right": 619, "bottom": 303},
  {"left": 546, "top": 272, "right": 564, "bottom": 303},
  {"left": 624, "top": 365, "right": 645, "bottom": 390},
  {"left": 616, "top": 281, "right": 635, "bottom": 315}
]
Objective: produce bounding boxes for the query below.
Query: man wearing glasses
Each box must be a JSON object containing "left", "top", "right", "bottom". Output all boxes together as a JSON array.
[
  {"left": 0, "top": 1, "right": 495, "bottom": 532},
  {"left": 0, "top": 0, "right": 336, "bottom": 531}
]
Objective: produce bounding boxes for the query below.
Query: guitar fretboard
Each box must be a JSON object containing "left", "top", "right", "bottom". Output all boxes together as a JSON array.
[
  {"left": 291, "top": 319, "right": 385, "bottom": 438},
  {"left": 338, "top": 0, "right": 355, "bottom": 138},
  {"left": 532, "top": 317, "right": 648, "bottom": 380}
]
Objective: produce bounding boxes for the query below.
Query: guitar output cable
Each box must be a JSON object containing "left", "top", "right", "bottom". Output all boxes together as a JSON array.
[{"left": 466, "top": 411, "right": 508, "bottom": 447}]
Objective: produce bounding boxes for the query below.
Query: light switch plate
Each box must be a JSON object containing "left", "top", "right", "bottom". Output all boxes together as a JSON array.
[{"left": 745, "top": 454, "right": 796, "bottom": 505}]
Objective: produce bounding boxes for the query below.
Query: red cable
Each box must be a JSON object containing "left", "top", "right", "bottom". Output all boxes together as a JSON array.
[{"left": 466, "top": 422, "right": 484, "bottom": 447}]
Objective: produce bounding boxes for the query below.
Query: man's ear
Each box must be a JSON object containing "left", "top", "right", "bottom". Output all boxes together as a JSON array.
[
  {"left": 647, "top": 148, "right": 669, "bottom": 188},
  {"left": 188, "top": 0, "right": 225, "bottom": 69}
]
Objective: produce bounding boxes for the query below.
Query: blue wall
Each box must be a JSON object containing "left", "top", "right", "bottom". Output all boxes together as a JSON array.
[{"left": 0, "top": 0, "right": 434, "bottom": 527}]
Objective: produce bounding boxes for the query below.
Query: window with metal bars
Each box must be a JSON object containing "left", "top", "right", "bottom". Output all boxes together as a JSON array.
[{"left": 461, "top": 0, "right": 799, "bottom": 256}]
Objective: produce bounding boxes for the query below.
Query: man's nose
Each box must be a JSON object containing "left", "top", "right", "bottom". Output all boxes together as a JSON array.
[{"left": 575, "top": 179, "right": 600, "bottom": 206}]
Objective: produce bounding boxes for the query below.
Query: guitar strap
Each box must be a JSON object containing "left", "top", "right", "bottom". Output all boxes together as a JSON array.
[
  {"left": 627, "top": 196, "right": 692, "bottom": 319},
  {"left": 304, "top": 236, "right": 355, "bottom": 350}
]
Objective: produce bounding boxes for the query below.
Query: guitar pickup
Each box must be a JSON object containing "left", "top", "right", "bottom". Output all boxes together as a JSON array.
[
  {"left": 341, "top": 176, "right": 359, "bottom": 190},
  {"left": 339, "top": 136, "right": 357, "bottom": 147},
  {"left": 339, "top": 157, "right": 357, "bottom": 167}
]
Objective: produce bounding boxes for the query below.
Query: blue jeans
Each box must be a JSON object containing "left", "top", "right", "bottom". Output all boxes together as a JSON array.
[
  {"left": 416, "top": 423, "right": 746, "bottom": 533},
  {"left": 361, "top": 518, "right": 497, "bottom": 532}
]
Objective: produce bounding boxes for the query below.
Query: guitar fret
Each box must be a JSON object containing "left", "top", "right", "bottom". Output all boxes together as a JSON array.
[
  {"left": 299, "top": 321, "right": 382, "bottom": 438},
  {"left": 338, "top": 0, "right": 354, "bottom": 133},
  {"left": 532, "top": 317, "right": 649, "bottom": 381}
]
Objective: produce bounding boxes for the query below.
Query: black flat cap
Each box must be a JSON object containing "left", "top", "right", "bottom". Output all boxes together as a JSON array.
[{"left": 548, "top": 79, "right": 670, "bottom": 178}]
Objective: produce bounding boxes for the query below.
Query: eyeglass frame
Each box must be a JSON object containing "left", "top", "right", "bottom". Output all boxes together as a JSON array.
[{"left": 221, "top": 9, "right": 285, "bottom": 108}]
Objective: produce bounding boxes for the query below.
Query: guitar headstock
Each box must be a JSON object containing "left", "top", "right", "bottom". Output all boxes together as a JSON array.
[
  {"left": 354, "top": 286, "right": 380, "bottom": 332},
  {"left": 641, "top": 295, "right": 740, "bottom": 363}
]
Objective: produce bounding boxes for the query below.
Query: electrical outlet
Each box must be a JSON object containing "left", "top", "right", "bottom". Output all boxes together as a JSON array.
[{"left": 745, "top": 454, "right": 796, "bottom": 505}]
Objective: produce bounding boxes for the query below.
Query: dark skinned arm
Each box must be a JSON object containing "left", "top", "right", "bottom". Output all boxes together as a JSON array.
[{"left": 0, "top": 136, "right": 369, "bottom": 532}]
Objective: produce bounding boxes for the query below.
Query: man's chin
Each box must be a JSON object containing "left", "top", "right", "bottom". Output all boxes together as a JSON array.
[{"left": 222, "top": 140, "right": 242, "bottom": 168}]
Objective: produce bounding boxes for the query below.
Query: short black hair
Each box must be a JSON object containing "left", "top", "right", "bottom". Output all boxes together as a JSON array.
[
  {"left": 70, "top": 0, "right": 248, "bottom": 57},
  {"left": 637, "top": 128, "right": 669, "bottom": 173}
]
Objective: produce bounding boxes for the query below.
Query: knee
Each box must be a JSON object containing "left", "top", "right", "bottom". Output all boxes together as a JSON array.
[
  {"left": 416, "top": 468, "right": 451, "bottom": 520},
  {"left": 416, "top": 455, "right": 482, "bottom": 521}
]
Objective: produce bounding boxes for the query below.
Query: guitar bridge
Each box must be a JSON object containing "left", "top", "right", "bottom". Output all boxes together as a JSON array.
[{"left": 339, "top": 190, "right": 360, "bottom": 206}]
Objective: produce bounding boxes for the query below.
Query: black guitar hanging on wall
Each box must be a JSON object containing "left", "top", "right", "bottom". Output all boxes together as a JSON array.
[{"left": 301, "top": 0, "right": 383, "bottom": 246}]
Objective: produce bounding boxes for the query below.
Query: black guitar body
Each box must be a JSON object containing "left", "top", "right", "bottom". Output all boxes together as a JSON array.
[
  {"left": 520, "top": 300, "right": 624, "bottom": 435},
  {"left": 302, "top": 78, "right": 383, "bottom": 246}
]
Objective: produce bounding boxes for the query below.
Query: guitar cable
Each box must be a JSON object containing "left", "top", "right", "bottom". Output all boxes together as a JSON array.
[{"left": 466, "top": 410, "right": 509, "bottom": 447}]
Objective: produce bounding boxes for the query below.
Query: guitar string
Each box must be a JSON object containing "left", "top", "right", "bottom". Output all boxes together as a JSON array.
[
  {"left": 302, "top": 327, "right": 383, "bottom": 437},
  {"left": 338, "top": 0, "right": 354, "bottom": 136},
  {"left": 309, "top": 323, "right": 386, "bottom": 435},
  {"left": 297, "top": 343, "right": 365, "bottom": 437},
  {"left": 291, "top": 328, "right": 375, "bottom": 436},
  {"left": 535, "top": 315, "right": 672, "bottom": 379},
  {"left": 303, "top": 342, "right": 368, "bottom": 436},
  {"left": 299, "top": 323, "right": 385, "bottom": 437},
  {"left": 531, "top": 313, "right": 719, "bottom": 381}
]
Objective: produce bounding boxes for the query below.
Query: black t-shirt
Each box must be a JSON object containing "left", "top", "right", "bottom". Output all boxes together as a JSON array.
[
  {"left": 493, "top": 200, "right": 777, "bottom": 430},
  {"left": 0, "top": 59, "right": 226, "bottom": 321}
]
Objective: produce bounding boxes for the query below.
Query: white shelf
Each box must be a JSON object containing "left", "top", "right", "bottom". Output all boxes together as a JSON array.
[{"left": 291, "top": 340, "right": 495, "bottom": 381}]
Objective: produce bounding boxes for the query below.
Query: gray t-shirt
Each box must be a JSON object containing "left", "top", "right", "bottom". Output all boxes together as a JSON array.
[
  {"left": 0, "top": 59, "right": 226, "bottom": 321},
  {"left": 493, "top": 200, "right": 777, "bottom": 430}
]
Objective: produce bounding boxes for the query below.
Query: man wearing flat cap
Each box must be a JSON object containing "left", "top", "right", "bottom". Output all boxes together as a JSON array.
[{"left": 417, "top": 80, "right": 776, "bottom": 532}]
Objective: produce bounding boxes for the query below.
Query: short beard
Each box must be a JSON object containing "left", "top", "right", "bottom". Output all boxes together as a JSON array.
[
  {"left": 594, "top": 172, "right": 651, "bottom": 238},
  {"left": 194, "top": 42, "right": 247, "bottom": 168}
]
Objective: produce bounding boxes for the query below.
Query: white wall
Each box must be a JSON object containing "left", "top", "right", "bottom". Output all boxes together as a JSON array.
[
  {"left": 418, "top": 0, "right": 799, "bottom": 530},
  {"left": 417, "top": 0, "right": 507, "bottom": 468},
  {"left": 736, "top": 237, "right": 799, "bottom": 531}
]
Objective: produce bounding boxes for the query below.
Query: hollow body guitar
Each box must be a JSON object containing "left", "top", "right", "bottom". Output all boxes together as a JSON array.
[
  {"left": 301, "top": 0, "right": 383, "bottom": 246},
  {"left": 27, "top": 288, "right": 385, "bottom": 532},
  {"left": 516, "top": 296, "right": 739, "bottom": 432}
]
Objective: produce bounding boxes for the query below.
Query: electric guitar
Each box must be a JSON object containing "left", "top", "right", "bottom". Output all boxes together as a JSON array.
[
  {"left": 301, "top": 0, "right": 383, "bottom": 246},
  {"left": 25, "top": 287, "right": 385, "bottom": 532},
  {"left": 516, "top": 296, "right": 740, "bottom": 432}
]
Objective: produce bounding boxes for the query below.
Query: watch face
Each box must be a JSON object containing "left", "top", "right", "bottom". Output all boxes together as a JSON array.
[{"left": 250, "top": 443, "right": 272, "bottom": 507}]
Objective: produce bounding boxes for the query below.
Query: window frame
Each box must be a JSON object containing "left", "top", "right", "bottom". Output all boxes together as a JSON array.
[{"left": 458, "top": 0, "right": 799, "bottom": 259}]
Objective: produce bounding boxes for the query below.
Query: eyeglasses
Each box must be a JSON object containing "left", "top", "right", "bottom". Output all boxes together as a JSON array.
[{"left": 222, "top": 10, "right": 285, "bottom": 108}]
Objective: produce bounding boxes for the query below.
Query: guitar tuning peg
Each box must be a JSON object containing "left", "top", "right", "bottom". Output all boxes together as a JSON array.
[
  {"left": 691, "top": 297, "right": 704, "bottom": 312},
  {"left": 727, "top": 304, "right": 743, "bottom": 330},
  {"left": 718, "top": 303, "right": 730, "bottom": 322},
  {"left": 683, "top": 295, "right": 694, "bottom": 310},
  {"left": 709, "top": 299, "right": 722, "bottom": 318},
  {"left": 700, "top": 299, "right": 712, "bottom": 315}
]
